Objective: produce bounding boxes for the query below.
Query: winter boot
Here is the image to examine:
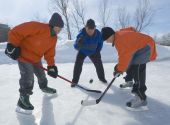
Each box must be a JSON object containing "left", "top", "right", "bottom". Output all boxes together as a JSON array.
[
  {"left": 126, "top": 94, "right": 148, "bottom": 111},
  {"left": 41, "top": 86, "right": 57, "bottom": 94},
  {"left": 71, "top": 79, "right": 78, "bottom": 87},
  {"left": 100, "top": 79, "right": 108, "bottom": 84},
  {"left": 120, "top": 81, "right": 133, "bottom": 88},
  {"left": 16, "top": 95, "right": 34, "bottom": 114}
]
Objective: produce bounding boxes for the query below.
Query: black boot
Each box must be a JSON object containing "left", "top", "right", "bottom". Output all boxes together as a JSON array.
[
  {"left": 71, "top": 79, "right": 78, "bottom": 87},
  {"left": 100, "top": 79, "right": 107, "bottom": 84},
  {"left": 17, "top": 95, "right": 34, "bottom": 110},
  {"left": 41, "top": 86, "right": 56, "bottom": 94}
]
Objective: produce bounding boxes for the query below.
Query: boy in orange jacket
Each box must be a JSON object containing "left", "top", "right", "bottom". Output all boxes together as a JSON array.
[
  {"left": 5, "top": 13, "right": 64, "bottom": 113},
  {"left": 101, "top": 27, "right": 157, "bottom": 110}
]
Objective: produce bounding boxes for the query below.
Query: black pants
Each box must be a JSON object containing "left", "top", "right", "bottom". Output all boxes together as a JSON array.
[
  {"left": 72, "top": 52, "right": 106, "bottom": 83},
  {"left": 124, "top": 64, "right": 147, "bottom": 100}
]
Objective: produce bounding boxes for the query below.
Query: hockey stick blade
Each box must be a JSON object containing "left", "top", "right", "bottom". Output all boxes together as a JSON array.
[
  {"left": 86, "top": 89, "right": 102, "bottom": 93},
  {"left": 77, "top": 84, "right": 102, "bottom": 93},
  {"left": 81, "top": 100, "right": 98, "bottom": 106}
]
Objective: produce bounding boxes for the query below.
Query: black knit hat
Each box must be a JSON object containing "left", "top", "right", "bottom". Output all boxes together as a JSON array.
[
  {"left": 101, "top": 27, "right": 115, "bottom": 41},
  {"left": 49, "top": 13, "right": 64, "bottom": 28},
  {"left": 86, "top": 19, "right": 96, "bottom": 29}
]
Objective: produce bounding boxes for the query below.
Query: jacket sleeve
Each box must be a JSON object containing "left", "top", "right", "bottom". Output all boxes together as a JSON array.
[
  {"left": 116, "top": 40, "right": 135, "bottom": 72},
  {"left": 74, "top": 31, "right": 84, "bottom": 50},
  {"left": 96, "top": 31, "right": 103, "bottom": 52},
  {"left": 44, "top": 42, "right": 56, "bottom": 66},
  {"left": 8, "top": 22, "right": 41, "bottom": 47}
]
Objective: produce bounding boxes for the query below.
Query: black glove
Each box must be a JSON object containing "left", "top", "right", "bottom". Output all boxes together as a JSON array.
[
  {"left": 76, "top": 36, "right": 84, "bottom": 48},
  {"left": 5, "top": 43, "right": 21, "bottom": 60},
  {"left": 47, "top": 66, "right": 58, "bottom": 78},
  {"left": 113, "top": 64, "right": 122, "bottom": 78}
]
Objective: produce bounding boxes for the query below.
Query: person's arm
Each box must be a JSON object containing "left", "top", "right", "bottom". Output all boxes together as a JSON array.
[
  {"left": 8, "top": 22, "right": 41, "bottom": 47},
  {"left": 74, "top": 29, "right": 84, "bottom": 50},
  {"left": 116, "top": 40, "right": 134, "bottom": 72},
  {"left": 96, "top": 31, "right": 103, "bottom": 52},
  {"left": 44, "top": 42, "right": 56, "bottom": 66},
  {"left": 117, "top": 51, "right": 133, "bottom": 72}
]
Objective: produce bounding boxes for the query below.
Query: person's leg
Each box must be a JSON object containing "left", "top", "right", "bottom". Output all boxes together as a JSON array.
[
  {"left": 33, "top": 61, "right": 47, "bottom": 89},
  {"left": 33, "top": 61, "right": 56, "bottom": 94},
  {"left": 132, "top": 64, "right": 147, "bottom": 100},
  {"left": 120, "top": 65, "right": 134, "bottom": 88},
  {"left": 18, "top": 61, "right": 34, "bottom": 96},
  {"left": 72, "top": 52, "right": 86, "bottom": 86},
  {"left": 125, "top": 65, "right": 134, "bottom": 82},
  {"left": 89, "top": 52, "right": 107, "bottom": 83},
  {"left": 17, "top": 61, "right": 34, "bottom": 110},
  {"left": 126, "top": 64, "right": 147, "bottom": 108}
]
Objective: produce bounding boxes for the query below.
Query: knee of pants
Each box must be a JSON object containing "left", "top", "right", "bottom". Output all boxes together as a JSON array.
[
  {"left": 132, "top": 84, "right": 147, "bottom": 93},
  {"left": 20, "top": 72, "right": 34, "bottom": 87},
  {"left": 20, "top": 79, "right": 34, "bottom": 87}
]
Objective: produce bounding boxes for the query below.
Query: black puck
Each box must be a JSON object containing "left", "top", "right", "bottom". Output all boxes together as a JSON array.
[{"left": 89, "top": 79, "right": 93, "bottom": 84}]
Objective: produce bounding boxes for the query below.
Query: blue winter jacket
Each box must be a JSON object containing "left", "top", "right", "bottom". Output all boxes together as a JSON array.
[{"left": 74, "top": 28, "right": 103, "bottom": 56}]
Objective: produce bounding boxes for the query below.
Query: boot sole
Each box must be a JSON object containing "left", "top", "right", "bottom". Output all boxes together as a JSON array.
[
  {"left": 16, "top": 106, "right": 33, "bottom": 115},
  {"left": 126, "top": 105, "right": 149, "bottom": 111}
]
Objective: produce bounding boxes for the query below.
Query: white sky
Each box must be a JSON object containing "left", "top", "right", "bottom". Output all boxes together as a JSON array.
[{"left": 0, "top": 0, "right": 170, "bottom": 36}]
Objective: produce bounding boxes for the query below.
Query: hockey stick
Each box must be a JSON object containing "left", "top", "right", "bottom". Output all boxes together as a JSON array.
[
  {"left": 21, "top": 58, "right": 101, "bottom": 94},
  {"left": 81, "top": 76, "right": 117, "bottom": 106}
]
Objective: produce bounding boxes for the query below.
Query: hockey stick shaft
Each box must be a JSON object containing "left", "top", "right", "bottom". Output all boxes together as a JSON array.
[
  {"left": 21, "top": 57, "right": 101, "bottom": 93},
  {"left": 96, "top": 77, "right": 116, "bottom": 103},
  {"left": 81, "top": 77, "right": 117, "bottom": 106}
]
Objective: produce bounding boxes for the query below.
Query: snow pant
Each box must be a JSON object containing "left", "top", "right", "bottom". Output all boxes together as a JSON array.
[
  {"left": 124, "top": 64, "right": 147, "bottom": 100},
  {"left": 124, "top": 45, "right": 151, "bottom": 100},
  {"left": 124, "top": 67, "right": 134, "bottom": 82},
  {"left": 72, "top": 52, "right": 106, "bottom": 84},
  {"left": 18, "top": 61, "right": 47, "bottom": 96}
]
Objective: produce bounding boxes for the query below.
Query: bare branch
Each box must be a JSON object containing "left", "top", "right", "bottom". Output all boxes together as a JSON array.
[
  {"left": 117, "top": 7, "right": 130, "bottom": 28},
  {"left": 49, "top": 0, "right": 72, "bottom": 39},
  {"left": 71, "top": 0, "right": 86, "bottom": 32},
  {"left": 98, "top": 0, "right": 111, "bottom": 27},
  {"left": 134, "top": 0, "right": 154, "bottom": 32}
]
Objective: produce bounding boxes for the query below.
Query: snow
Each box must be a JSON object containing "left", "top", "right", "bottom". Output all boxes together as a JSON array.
[
  {"left": 0, "top": 61, "right": 170, "bottom": 125},
  {"left": 0, "top": 41, "right": 170, "bottom": 125},
  {"left": 1, "top": 41, "right": 170, "bottom": 64}
]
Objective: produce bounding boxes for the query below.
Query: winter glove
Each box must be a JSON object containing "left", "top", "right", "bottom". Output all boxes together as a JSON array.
[
  {"left": 5, "top": 43, "right": 21, "bottom": 60},
  {"left": 113, "top": 64, "right": 123, "bottom": 78},
  {"left": 47, "top": 65, "right": 58, "bottom": 78},
  {"left": 76, "top": 36, "right": 84, "bottom": 48}
]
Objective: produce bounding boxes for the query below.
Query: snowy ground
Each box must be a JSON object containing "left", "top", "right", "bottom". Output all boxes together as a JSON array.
[{"left": 0, "top": 61, "right": 170, "bottom": 125}]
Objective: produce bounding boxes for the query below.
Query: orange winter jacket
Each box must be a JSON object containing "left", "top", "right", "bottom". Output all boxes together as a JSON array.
[
  {"left": 8, "top": 22, "right": 57, "bottom": 66},
  {"left": 114, "top": 27, "right": 157, "bottom": 72}
]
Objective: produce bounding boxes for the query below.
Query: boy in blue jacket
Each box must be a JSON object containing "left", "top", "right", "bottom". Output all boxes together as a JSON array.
[{"left": 71, "top": 19, "right": 107, "bottom": 87}]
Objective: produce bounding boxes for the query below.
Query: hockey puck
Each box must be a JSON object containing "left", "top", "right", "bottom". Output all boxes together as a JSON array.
[{"left": 89, "top": 79, "right": 93, "bottom": 84}]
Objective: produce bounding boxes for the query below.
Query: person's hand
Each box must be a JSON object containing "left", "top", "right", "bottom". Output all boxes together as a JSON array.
[
  {"left": 47, "top": 66, "right": 58, "bottom": 78},
  {"left": 113, "top": 64, "right": 123, "bottom": 78},
  {"left": 5, "top": 43, "right": 21, "bottom": 60},
  {"left": 77, "top": 37, "right": 84, "bottom": 47}
]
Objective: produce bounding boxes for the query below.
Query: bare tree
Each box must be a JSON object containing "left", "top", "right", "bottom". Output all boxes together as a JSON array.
[
  {"left": 116, "top": 0, "right": 154, "bottom": 32},
  {"left": 71, "top": 0, "right": 86, "bottom": 32},
  {"left": 117, "top": 7, "right": 130, "bottom": 28},
  {"left": 158, "top": 33, "right": 170, "bottom": 46},
  {"left": 134, "top": 0, "right": 154, "bottom": 32},
  {"left": 98, "top": 0, "right": 111, "bottom": 27},
  {"left": 50, "top": 0, "right": 72, "bottom": 40}
]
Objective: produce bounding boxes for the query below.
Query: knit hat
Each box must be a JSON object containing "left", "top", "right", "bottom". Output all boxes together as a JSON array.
[
  {"left": 49, "top": 13, "right": 64, "bottom": 28},
  {"left": 101, "top": 27, "right": 115, "bottom": 41},
  {"left": 86, "top": 19, "right": 96, "bottom": 29}
]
